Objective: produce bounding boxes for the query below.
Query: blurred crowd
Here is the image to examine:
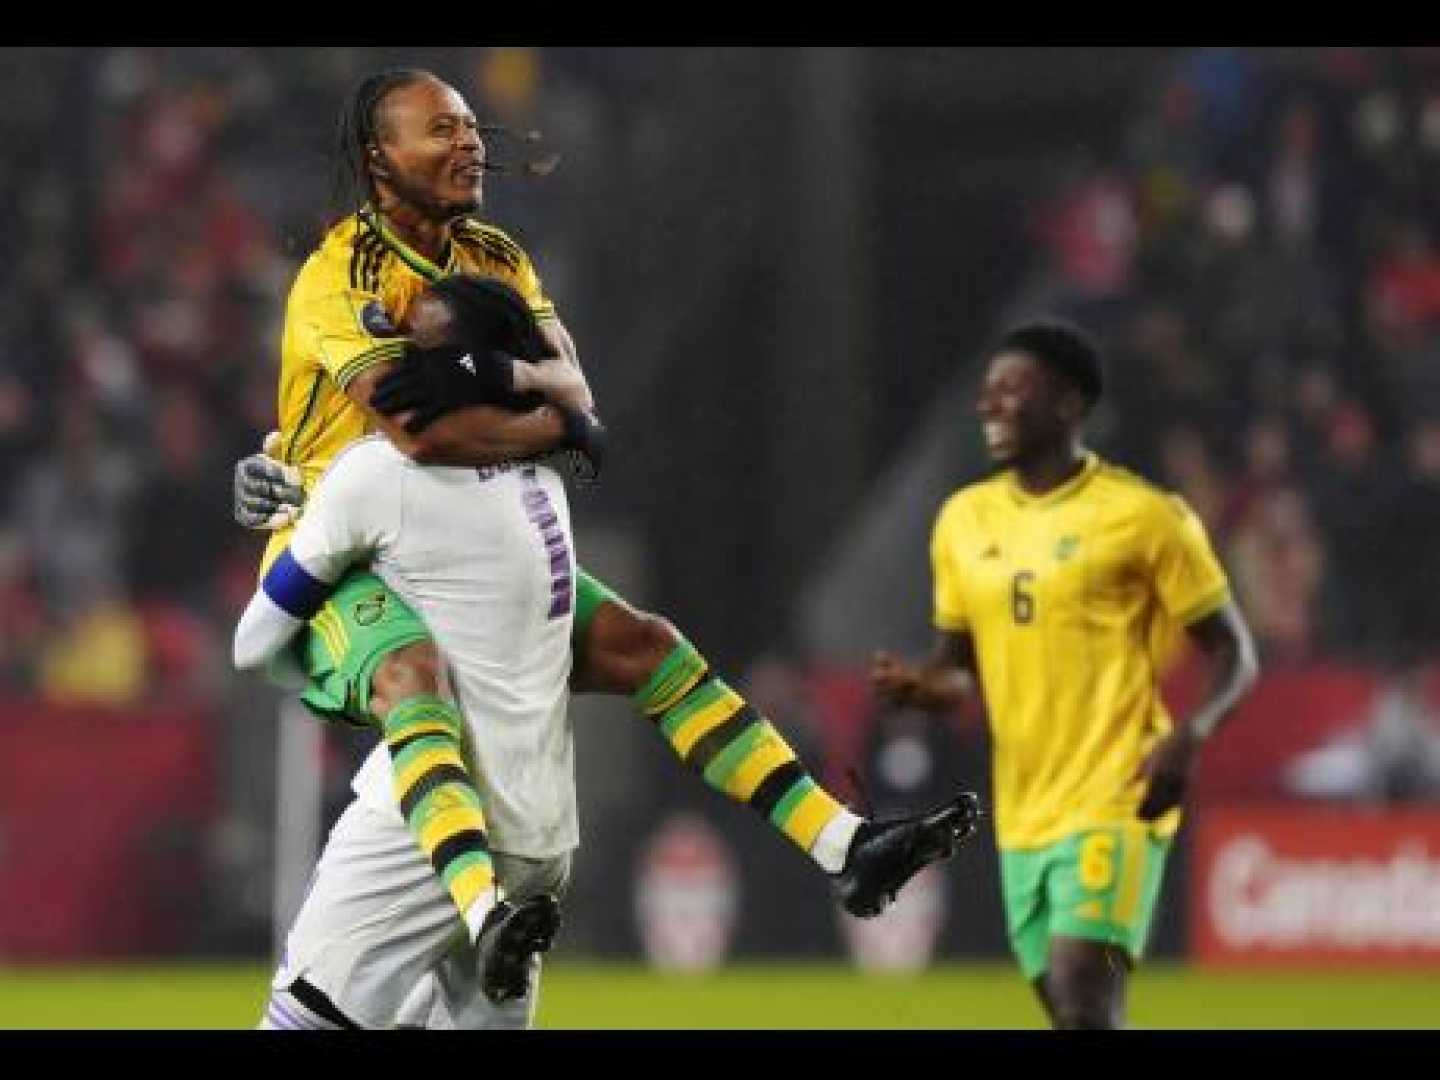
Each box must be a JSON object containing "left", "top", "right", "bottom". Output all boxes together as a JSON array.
[
  {"left": 0, "top": 48, "right": 558, "bottom": 707},
  {"left": 0, "top": 50, "right": 311, "bottom": 705},
  {"left": 1033, "top": 47, "right": 1440, "bottom": 672}
]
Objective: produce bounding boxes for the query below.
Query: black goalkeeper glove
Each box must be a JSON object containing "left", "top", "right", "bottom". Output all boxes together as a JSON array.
[{"left": 370, "top": 344, "right": 520, "bottom": 435}]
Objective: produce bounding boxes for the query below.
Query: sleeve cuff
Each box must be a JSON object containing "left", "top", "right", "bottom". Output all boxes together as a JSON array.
[
  {"left": 933, "top": 612, "right": 969, "bottom": 633},
  {"left": 1174, "top": 585, "right": 1231, "bottom": 628},
  {"left": 334, "top": 340, "right": 408, "bottom": 390}
]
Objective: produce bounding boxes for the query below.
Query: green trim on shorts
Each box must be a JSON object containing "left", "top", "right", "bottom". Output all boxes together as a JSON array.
[
  {"left": 999, "top": 825, "right": 1171, "bottom": 982},
  {"left": 295, "top": 567, "right": 626, "bottom": 723},
  {"left": 572, "top": 567, "right": 619, "bottom": 657},
  {"left": 296, "top": 570, "right": 432, "bottom": 726}
]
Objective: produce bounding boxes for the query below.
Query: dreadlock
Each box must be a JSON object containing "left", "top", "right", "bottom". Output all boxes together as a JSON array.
[
  {"left": 429, "top": 274, "right": 556, "bottom": 359},
  {"left": 333, "top": 67, "right": 433, "bottom": 216}
]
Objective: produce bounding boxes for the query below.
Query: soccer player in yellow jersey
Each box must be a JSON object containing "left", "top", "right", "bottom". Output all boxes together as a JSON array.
[
  {"left": 872, "top": 321, "right": 1259, "bottom": 1030},
  {"left": 232, "top": 68, "right": 978, "bottom": 1025}
]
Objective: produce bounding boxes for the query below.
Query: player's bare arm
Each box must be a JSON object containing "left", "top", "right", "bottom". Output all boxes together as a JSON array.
[
  {"left": 1133, "top": 600, "right": 1260, "bottom": 821},
  {"left": 520, "top": 316, "right": 593, "bottom": 413},
  {"left": 870, "top": 630, "right": 978, "bottom": 712}
]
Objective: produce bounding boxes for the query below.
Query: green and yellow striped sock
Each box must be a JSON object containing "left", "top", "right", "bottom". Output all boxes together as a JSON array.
[
  {"left": 635, "top": 640, "right": 847, "bottom": 856},
  {"left": 382, "top": 694, "right": 496, "bottom": 935}
]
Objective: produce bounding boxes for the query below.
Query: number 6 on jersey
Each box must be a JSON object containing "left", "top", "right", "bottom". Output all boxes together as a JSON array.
[{"left": 1011, "top": 570, "right": 1035, "bottom": 625}]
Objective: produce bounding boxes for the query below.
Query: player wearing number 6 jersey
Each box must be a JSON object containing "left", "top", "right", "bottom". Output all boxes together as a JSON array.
[{"left": 871, "top": 320, "right": 1259, "bottom": 1030}]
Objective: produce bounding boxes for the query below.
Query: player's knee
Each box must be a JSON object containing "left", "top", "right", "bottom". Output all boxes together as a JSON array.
[
  {"left": 636, "top": 611, "right": 682, "bottom": 663},
  {"left": 1049, "top": 993, "right": 1119, "bottom": 1030},
  {"left": 624, "top": 611, "right": 689, "bottom": 694},
  {"left": 370, "top": 640, "right": 443, "bottom": 718},
  {"left": 600, "top": 601, "right": 678, "bottom": 656},
  {"left": 581, "top": 601, "right": 685, "bottom": 694},
  {"left": 1045, "top": 953, "right": 1125, "bottom": 1030}
]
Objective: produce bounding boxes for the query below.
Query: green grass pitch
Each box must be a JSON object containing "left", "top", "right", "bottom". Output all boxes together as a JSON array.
[{"left": 0, "top": 962, "right": 1434, "bottom": 1029}]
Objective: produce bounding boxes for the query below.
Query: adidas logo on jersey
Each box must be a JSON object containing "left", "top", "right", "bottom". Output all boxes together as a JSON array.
[{"left": 458, "top": 353, "right": 476, "bottom": 374}]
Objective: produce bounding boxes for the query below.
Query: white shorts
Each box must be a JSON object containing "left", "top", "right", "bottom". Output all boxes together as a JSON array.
[{"left": 273, "top": 799, "right": 573, "bottom": 1029}]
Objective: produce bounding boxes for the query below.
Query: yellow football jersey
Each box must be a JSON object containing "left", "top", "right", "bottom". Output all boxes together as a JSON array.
[
  {"left": 260, "top": 207, "right": 556, "bottom": 574},
  {"left": 930, "top": 452, "right": 1230, "bottom": 851}
]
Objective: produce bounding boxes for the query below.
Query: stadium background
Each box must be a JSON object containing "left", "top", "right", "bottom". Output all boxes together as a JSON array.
[{"left": 2, "top": 45, "right": 1439, "bottom": 1027}]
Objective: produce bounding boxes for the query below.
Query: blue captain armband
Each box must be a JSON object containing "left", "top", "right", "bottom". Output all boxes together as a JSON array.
[{"left": 262, "top": 549, "right": 335, "bottom": 620}]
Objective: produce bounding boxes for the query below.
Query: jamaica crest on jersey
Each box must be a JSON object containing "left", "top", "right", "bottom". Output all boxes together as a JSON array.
[
  {"left": 354, "top": 591, "right": 389, "bottom": 627},
  {"left": 359, "top": 300, "right": 401, "bottom": 339}
]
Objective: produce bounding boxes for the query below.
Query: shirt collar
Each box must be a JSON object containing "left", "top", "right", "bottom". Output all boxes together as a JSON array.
[
  {"left": 1003, "top": 451, "right": 1100, "bottom": 508},
  {"left": 359, "top": 205, "right": 458, "bottom": 282}
]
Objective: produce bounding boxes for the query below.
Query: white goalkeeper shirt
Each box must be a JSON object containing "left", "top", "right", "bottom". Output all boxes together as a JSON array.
[{"left": 272, "top": 435, "right": 578, "bottom": 858}]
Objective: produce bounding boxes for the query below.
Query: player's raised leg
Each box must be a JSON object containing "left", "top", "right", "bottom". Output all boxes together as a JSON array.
[
  {"left": 297, "top": 571, "right": 501, "bottom": 941},
  {"left": 570, "top": 573, "right": 980, "bottom": 914},
  {"left": 368, "top": 640, "right": 501, "bottom": 941}
]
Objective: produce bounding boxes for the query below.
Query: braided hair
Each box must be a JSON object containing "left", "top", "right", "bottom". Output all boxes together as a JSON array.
[
  {"left": 333, "top": 67, "right": 432, "bottom": 215},
  {"left": 428, "top": 274, "right": 556, "bottom": 360}
]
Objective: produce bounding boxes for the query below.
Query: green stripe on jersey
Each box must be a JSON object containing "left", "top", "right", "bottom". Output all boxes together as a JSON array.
[{"left": 284, "top": 371, "right": 326, "bottom": 464}]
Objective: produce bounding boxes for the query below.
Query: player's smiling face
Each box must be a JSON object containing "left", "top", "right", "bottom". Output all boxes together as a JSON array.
[
  {"left": 976, "top": 349, "right": 1065, "bottom": 465},
  {"left": 373, "top": 77, "right": 486, "bottom": 220}
]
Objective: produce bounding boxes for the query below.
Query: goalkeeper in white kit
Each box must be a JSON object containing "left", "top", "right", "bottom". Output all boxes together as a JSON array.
[{"left": 235, "top": 275, "right": 582, "bottom": 1029}]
